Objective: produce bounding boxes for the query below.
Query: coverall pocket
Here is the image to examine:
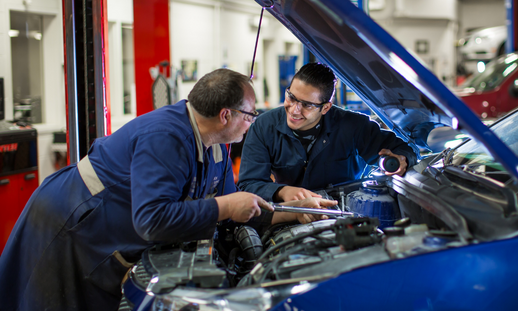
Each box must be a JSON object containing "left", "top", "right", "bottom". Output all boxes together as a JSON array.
[
  {"left": 87, "top": 250, "right": 134, "bottom": 295},
  {"left": 68, "top": 195, "right": 104, "bottom": 231}
]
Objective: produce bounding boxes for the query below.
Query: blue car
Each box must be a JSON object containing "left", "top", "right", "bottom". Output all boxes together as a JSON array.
[{"left": 119, "top": 1, "right": 518, "bottom": 310}]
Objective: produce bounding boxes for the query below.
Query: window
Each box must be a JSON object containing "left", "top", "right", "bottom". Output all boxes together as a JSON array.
[{"left": 10, "top": 11, "right": 44, "bottom": 124}]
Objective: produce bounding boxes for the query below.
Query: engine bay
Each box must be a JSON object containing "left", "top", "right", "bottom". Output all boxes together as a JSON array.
[{"left": 120, "top": 174, "right": 469, "bottom": 311}]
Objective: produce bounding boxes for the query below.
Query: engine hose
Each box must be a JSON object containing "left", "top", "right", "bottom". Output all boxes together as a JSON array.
[
  {"left": 256, "top": 224, "right": 335, "bottom": 264},
  {"left": 235, "top": 226, "right": 263, "bottom": 272},
  {"left": 260, "top": 223, "right": 289, "bottom": 245},
  {"left": 227, "top": 247, "right": 241, "bottom": 270}
]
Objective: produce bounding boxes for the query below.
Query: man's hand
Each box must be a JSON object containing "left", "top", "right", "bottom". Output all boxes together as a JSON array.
[
  {"left": 215, "top": 192, "right": 273, "bottom": 222},
  {"left": 272, "top": 197, "right": 338, "bottom": 225},
  {"left": 276, "top": 186, "right": 322, "bottom": 202},
  {"left": 290, "top": 197, "right": 338, "bottom": 224},
  {"left": 379, "top": 149, "right": 408, "bottom": 177}
]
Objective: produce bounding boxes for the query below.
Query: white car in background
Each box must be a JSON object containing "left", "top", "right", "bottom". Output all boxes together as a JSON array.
[{"left": 459, "top": 25, "right": 507, "bottom": 61}]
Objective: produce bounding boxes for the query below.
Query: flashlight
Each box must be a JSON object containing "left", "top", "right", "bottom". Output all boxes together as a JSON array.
[{"left": 379, "top": 156, "right": 400, "bottom": 173}]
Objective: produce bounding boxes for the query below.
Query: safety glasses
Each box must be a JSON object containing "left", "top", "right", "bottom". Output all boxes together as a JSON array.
[
  {"left": 286, "top": 88, "right": 327, "bottom": 111},
  {"left": 229, "top": 109, "right": 260, "bottom": 122}
]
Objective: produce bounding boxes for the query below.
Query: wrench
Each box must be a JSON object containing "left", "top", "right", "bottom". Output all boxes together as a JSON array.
[{"left": 267, "top": 202, "right": 354, "bottom": 217}]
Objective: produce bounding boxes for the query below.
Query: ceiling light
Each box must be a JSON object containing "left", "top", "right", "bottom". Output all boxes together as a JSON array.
[{"left": 8, "top": 29, "right": 19, "bottom": 37}]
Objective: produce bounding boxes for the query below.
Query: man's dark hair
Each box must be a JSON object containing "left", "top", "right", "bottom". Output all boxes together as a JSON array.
[
  {"left": 291, "top": 62, "right": 337, "bottom": 103},
  {"left": 188, "top": 68, "right": 252, "bottom": 118}
]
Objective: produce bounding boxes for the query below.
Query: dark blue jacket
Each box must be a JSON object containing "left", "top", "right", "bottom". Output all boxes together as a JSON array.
[
  {"left": 238, "top": 106, "right": 417, "bottom": 201},
  {"left": 0, "top": 100, "right": 271, "bottom": 311}
]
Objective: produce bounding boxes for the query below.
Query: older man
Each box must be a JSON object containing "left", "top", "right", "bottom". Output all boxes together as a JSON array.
[{"left": 0, "top": 68, "right": 335, "bottom": 311}]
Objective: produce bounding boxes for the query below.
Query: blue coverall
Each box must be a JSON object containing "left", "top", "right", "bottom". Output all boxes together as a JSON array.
[
  {"left": 237, "top": 106, "right": 418, "bottom": 201},
  {"left": 0, "top": 100, "right": 271, "bottom": 311}
]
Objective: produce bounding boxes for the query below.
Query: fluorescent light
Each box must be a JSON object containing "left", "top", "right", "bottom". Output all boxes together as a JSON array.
[
  {"left": 8, "top": 29, "right": 19, "bottom": 37},
  {"left": 8, "top": 30, "right": 42, "bottom": 40}
]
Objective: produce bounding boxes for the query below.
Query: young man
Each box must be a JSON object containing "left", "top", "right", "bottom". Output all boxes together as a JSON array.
[
  {"left": 0, "top": 68, "right": 335, "bottom": 311},
  {"left": 238, "top": 63, "right": 418, "bottom": 202}
]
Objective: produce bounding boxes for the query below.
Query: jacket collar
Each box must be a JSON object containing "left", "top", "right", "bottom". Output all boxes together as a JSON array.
[{"left": 186, "top": 101, "right": 223, "bottom": 163}]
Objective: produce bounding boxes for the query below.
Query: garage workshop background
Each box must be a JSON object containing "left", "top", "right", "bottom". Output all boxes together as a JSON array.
[{"left": 0, "top": 0, "right": 506, "bottom": 183}]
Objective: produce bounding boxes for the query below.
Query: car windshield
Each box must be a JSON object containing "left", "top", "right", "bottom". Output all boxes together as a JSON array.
[
  {"left": 461, "top": 54, "right": 518, "bottom": 92},
  {"left": 450, "top": 110, "right": 518, "bottom": 177}
]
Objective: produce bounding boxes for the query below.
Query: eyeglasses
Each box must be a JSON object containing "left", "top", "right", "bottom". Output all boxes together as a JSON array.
[
  {"left": 229, "top": 108, "right": 260, "bottom": 122},
  {"left": 286, "top": 88, "right": 327, "bottom": 111}
]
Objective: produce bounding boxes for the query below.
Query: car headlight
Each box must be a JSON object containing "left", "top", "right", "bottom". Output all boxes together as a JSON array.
[
  {"left": 152, "top": 281, "right": 317, "bottom": 311},
  {"left": 475, "top": 35, "right": 490, "bottom": 44}
]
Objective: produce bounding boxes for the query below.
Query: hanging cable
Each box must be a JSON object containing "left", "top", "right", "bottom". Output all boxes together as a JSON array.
[
  {"left": 249, "top": 2, "right": 274, "bottom": 80},
  {"left": 230, "top": 2, "right": 274, "bottom": 193}
]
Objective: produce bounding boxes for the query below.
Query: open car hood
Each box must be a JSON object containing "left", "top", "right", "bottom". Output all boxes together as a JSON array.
[{"left": 256, "top": 0, "right": 518, "bottom": 180}]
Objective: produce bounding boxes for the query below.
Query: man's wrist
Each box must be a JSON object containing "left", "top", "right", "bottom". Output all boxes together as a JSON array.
[
  {"left": 272, "top": 186, "right": 285, "bottom": 202},
  {"left": 215, "top": 196, "right": 231, "bottom": 221}
]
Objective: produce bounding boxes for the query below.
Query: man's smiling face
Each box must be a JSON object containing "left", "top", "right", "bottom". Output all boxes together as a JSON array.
[{"left": 284, "top": 78, "right": 331, "bottom": 131}]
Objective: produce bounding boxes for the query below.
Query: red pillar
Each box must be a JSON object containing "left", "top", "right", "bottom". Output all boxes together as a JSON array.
[{"left": 133, "top": 0, "right": 171, "bottom": 116}]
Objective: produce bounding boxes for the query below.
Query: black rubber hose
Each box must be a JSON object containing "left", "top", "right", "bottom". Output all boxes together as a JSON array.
[
  {"left": 226, "top": 247, "right": 240, "bottom": 270},
  {"left": 235, "top": 226, "right": 263, "bottom": 272}
]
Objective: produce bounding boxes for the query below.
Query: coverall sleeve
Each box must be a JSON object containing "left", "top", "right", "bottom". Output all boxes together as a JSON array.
[
  {"left": 354, "top": 115, "right": 417, "bottom": 167},
  {"left": 131, "top": 132, "right": 219, "bottom": 242},
  {"left": 237, "top": 122, "right": 284, "bottom": 201}
]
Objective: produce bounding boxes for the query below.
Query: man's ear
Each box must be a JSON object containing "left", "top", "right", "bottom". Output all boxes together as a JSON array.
[
  {"left": 219, "top": 108, "right": 231, "bottom": 124},
  {"left": 321, "top": 102, "right": 333, "bottom": 115}
]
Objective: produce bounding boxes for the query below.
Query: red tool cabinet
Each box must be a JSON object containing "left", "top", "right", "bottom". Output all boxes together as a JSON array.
[{"left": 0, "top": 127, "right": 38, "bottom": 254}]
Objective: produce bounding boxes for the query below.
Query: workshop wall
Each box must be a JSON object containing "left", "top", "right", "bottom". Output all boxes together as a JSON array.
[
  {"left": 371, "top": 0, "right": 458, "bottom": 86},
  {"left": 170, "top": 2, "right": 216, "bottom": 102},
  {"left": 458, "top": 0, "right": 505, "bottom": 36},
  {"left": 107, "top": 0, "right": 136, "bottom": 132},
  {"left": 169, "top": 0, "right": 302, "bottom": 110}
]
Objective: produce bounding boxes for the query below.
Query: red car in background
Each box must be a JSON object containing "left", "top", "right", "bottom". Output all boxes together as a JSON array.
[{"left": 455, "top": 52, "right": 518, "bottom": 119}]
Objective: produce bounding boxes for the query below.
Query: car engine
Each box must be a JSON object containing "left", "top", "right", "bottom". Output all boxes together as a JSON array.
[{"left": 118, "top": 175, "right": 466, "bottom": 311}]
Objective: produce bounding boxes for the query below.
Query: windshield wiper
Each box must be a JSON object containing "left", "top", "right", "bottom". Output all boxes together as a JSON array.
[
  {"left": 444, "top": 147, "right": 456, "bottom": 165},
  {"left": 417, "top": 148, "right": 452, "bottom": 179}
]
